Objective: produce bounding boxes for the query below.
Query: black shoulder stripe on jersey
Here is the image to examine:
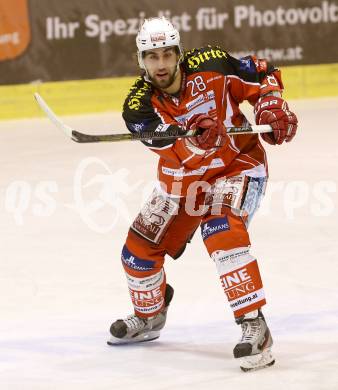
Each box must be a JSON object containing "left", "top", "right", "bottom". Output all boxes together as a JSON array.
[
  {"left": 183, "top": 46, "right": 232, "bottom": 76},
  {"left": 182, "top": 45, "right": 277, "bottom": 84},
  {"left": 123, "top": 76, "right": 184, "bottom": 150}
]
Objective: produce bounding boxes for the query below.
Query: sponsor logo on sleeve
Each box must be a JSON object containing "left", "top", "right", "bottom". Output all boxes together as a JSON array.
[{"left": 130, "top": 122, "right": 146, "bottom": 132}]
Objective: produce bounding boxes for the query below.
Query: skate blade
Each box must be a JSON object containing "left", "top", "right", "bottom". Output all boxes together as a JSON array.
[
  {"left": 107, "top": 330, "right": 160, "bottom": 346},
  {"left": 239, "top": 348, "right": 275, "bottom": 372}
]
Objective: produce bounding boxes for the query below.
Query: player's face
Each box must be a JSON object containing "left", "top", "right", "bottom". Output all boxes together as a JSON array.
[{"left": 143, "top": 47, "right": 180, "bottom": 89}]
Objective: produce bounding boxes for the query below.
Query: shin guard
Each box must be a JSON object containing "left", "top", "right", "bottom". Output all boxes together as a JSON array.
[
  {"left": 212, "top": 247, "right": 266, "bottom": 317},
  {"left": 121, "top": 244, "right": 166, "bottom": 318}
]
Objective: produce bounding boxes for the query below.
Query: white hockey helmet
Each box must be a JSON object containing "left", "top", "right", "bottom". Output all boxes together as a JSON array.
[{"left": 136, "top": 17, "right": 183, "bottom": 71}]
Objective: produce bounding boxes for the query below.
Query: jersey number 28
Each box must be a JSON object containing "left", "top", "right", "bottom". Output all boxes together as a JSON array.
[{"left": 187, "top": 76, "right": 207, "bottom": 97}]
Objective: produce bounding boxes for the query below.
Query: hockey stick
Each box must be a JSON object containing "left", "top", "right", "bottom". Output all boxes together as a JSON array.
[{"left": 34, "top": 92, "right": 272, "bottom": 143}]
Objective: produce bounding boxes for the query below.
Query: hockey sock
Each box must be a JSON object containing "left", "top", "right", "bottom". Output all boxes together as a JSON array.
[{"left": 212, "top": 247, "right": 266, "bottom": 318}]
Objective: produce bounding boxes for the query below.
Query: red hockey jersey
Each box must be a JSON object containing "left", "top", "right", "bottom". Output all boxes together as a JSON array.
[{"left": 122, "top": 46, "right": 283, "bottom": 196}]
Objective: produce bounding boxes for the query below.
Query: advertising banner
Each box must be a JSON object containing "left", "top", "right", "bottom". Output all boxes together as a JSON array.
[
  {"left": 0, "top": 0, "right": 337, "bottom": 84},
  {"left": 0, "top": 0, "right": 30, "bottom": 62}
]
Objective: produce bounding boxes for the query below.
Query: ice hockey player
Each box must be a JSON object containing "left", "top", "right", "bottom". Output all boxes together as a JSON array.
[{"left": 108, "top": 17, "right": 298, "bottom": 372}]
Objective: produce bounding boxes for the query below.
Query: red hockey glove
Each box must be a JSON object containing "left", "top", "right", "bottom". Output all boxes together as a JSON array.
[
  {"left": 186, "top": 114, "right": 228, "bottom": 150},
  {"left": 254, "top": 96, "right": 298, "bottom": 145}
]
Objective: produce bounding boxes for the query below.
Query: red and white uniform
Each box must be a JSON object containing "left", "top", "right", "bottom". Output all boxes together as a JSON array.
[{"left": 120, "top": 46, "right": 283, "bottom": 319}]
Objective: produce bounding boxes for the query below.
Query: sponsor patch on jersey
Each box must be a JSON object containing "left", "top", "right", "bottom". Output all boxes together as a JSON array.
[
  {"left": 162, "top": 157, "right": 224, "bottom": 177},
  {"left": 206, "top": 75, "right": 222, "bottom": 83},
  {"left": 132, "top": 191, "right": 179, "bottom": 244},
  {"left": 186, "top": 90, "right": 215, "bottom": 111},
  {"left": 201, "top": 216, "right": 230, "bottom": 240},
  {"left": 186, "top": 94, "right": 205, "bottom": 111},
  {"left": 176, "top": 98, "right": 217, "bottom": 124},
  {"left": 239, "top": 57, "right": 256, "bottom": 73},
  {"left": 121, "top": 245, "right": 155, "bottom": 271}
]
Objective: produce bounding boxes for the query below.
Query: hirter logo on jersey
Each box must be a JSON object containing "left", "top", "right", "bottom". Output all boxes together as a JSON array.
[
  {"left": 186, "top": 47, "right": 227, "bottom": 70},
  {"left": 127, "top": 79, "right": 151, "bottom": 111}
]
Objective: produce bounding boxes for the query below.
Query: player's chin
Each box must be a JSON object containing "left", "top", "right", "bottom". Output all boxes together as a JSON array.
[
  {"left": 159, "top": 79, "right": 172, "bottom": 88},
  {"left": 152, "top": 77, "right": 171, "bottom": 89}
]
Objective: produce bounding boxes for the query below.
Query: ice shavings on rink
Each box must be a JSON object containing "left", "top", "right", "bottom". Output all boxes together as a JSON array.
[{"left": 0, "top": 98, "right": 337, "bottom": 389}]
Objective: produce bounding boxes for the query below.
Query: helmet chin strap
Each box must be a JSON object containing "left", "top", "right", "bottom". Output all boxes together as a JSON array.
[{"left": 143, "top": 66, "right": 151, "bottom": 83}]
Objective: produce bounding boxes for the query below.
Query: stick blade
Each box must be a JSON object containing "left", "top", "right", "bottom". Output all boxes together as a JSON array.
[
  {"left": 71, "top": 130, "right": 103, "bottom": 143},
  {"left": 34, "top": 93, "right": 74, "bottom": 138}
]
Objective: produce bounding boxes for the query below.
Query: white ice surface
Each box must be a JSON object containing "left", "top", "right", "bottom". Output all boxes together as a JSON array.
[{"left": 0, "top": 98, "right": 338, "bottom": 389}]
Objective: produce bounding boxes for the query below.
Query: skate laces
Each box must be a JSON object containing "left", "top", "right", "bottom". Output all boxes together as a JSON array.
[
  {"left": 124, "top": 315, "right": 148, "bottom": 331},
  {"left": 241, "top": 319, "right": 261, "bottom": 342}
]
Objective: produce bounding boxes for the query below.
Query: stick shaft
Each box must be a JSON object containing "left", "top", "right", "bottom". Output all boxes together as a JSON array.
[{"left": 34, "top": 93, "right": 272, "bottom": 143}]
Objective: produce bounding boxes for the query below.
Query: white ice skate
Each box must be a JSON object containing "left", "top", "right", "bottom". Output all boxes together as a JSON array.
[
  {"left": 233, "top": 309, "right": 275, "bottom": 372},
  {"left": 107, "top": 284, "right": 174, "bottom": 345}
]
